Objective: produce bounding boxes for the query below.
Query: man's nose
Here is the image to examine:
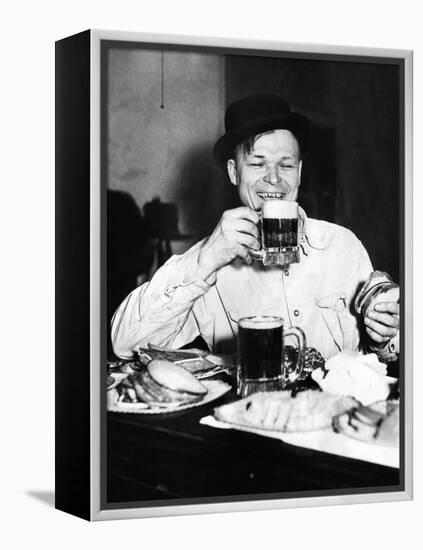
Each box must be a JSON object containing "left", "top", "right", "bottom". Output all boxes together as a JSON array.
[{"left": 263, "top": 166, "right": 281, "bottom": 186}]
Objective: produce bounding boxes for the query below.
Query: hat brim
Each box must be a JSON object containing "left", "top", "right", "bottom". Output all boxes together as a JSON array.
[{"left": 213, "top": 112, "right": 309, "bottom": 166}]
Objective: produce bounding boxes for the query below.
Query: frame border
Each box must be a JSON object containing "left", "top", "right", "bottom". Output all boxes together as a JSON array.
[{"left": 89, "top": 29, "right": 413, "bottom": 521}]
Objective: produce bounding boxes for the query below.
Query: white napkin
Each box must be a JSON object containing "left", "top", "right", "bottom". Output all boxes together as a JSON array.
[{"left": 311, "top": 351, "right": 392, "bottom": 406}]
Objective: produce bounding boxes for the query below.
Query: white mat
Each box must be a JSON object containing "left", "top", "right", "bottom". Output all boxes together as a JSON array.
[{"left": 200, "top": 415, "right": 399, "bottom": 469}]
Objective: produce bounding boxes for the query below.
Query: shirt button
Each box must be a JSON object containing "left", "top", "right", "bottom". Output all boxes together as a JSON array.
[
  {"left": 284, "top": 269, "right": 290, "bottom": 276},
  {"left": 293, "top": 309, "right": 300, "bottom": 317}
]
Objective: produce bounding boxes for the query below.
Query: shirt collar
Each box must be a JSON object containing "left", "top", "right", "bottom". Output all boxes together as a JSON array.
[{"left": 298, "top": 206, "right": 328, "bottom": 253}]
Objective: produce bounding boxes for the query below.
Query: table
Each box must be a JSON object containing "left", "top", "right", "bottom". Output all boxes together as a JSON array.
[{"left": 106, "top": 381, "right": 400, "bottom": 505}]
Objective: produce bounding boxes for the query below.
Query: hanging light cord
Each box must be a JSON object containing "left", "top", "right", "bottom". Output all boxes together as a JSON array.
[{"left": 160, "top": 51, "right": 165, "bottom": 109}]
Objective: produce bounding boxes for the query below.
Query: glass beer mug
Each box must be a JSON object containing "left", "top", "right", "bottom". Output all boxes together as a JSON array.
[
  {"left": 251, "top": 200, "right": 300, "bottom": 266},
  {"left": 237, "top": 315, "right": 306, "bottom": 397}
]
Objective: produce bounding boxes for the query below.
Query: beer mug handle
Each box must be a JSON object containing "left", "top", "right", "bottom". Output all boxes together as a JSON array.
[{"left": 283, "top": 326, "right": 306, "bottom": 383}]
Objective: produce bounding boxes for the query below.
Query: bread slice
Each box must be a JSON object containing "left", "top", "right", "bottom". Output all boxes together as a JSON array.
[
  {"left": 214, "top": 390, "right": 357, "bottom": 432},
  {"left": 354, "top": 270, "right": 399, "bottom": 315},
  {"left": 147, "top": 359, "right": 207, "bottom": 395},
  {"left": 129, "top": 359, "right": 208, "bottom": 406},
  {"left": 376, "top": 404, "right": 399, "bottom": 446},
  {"left": 332, "top": 400, "right": 399, "bottom": 447}
]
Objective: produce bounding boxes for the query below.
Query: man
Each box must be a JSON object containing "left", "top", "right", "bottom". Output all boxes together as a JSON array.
[{"left": 111, "top": 95, "right": 399, "bottom": 361}]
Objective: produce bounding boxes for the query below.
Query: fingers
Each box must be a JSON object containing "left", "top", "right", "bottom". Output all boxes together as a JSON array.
[
  {"left": 233, "top": 218, "right": 260, "bottom": 242},
  {"left": 220, "top": 212, "right": 260, "bottom": 257},
  {"left": 365, "top": 325, "right": 389, "bottom": 344},
  {"left": 237, "top": 245, "right": 253, "bottom": 265},
  {"left": 373, "top": 301, "right": 400, "bottom": 315},
  {"left": 234, "top": 242, "right": 256, "bottom": 265},
  {"left": 221, "top": 210, "right": 260, "bottom": 242},
  {"left": 199, "top": 207, "right": 261, "bottom": 272},
  {"left": 367, "top": 309, "right": 400, "bottom": 329},
  {"left": 364, "top": 317, "right": 398, "bottom": 342},
  {"left": 364, "top": 300, "right": 400, "bottom": 344},
  {"left": 226, "top": 206, "right": 260, "bottom": 225},
  {"left": 236, "top": 230, "right": 260, "bottom": 251}
]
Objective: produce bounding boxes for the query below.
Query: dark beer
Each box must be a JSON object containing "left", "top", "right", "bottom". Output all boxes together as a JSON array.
[
  {"left": 238, "top": 317, "right": 283, "bottom": 380},
  {"left": 262, "top": 218, "right": 298, "bottom": 248}
]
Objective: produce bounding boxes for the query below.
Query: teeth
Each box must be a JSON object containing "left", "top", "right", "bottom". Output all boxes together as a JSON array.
[{"left": 257, "top": 192, "right": 286, "bottom": 199}]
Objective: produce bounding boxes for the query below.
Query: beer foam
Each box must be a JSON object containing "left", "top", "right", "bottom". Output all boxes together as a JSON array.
[
  {"left": 239, "top": 316, "right": 283, "bottom": 330},
  {"left": 262, "top": 200, "right": 298, "bottom": 218}
]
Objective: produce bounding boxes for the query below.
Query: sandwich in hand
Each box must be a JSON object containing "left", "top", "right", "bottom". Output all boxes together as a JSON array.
[
  {"left": 354, "top": 271, "right": 399, "bottom": 317},
  {"left": 354, "top": 271, "right": 399, "bottom": 360}
]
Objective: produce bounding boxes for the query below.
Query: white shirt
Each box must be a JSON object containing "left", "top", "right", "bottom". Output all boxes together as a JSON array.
[{"left": 111, "top": 210, "right": 377, "bottom": 361}]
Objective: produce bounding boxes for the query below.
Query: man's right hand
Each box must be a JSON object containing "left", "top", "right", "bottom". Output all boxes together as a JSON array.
[{"left": 196, "top": 206, "right": 261, "bottom": 280}]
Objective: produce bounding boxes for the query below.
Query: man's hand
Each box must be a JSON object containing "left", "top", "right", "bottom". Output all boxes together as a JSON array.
[
  {"left": 364, "top": 301, "right": 400, "bottom": 345},
  {"left": 197, "top": 206, "right": 260, "bottom": 280}
]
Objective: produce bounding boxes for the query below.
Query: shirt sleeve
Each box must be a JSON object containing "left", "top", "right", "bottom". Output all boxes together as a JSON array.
[{"left": 110, "top": 240, "right": 216, "bottom": 359}]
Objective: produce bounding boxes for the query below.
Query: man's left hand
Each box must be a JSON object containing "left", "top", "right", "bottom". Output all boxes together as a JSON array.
[{"left": 364, "top": 301, "right": 399, "bottom": 345}]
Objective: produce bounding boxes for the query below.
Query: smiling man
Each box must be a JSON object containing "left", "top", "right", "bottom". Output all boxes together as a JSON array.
[{"left": 111, "top": 95, "right": 399, "bottom": 361}]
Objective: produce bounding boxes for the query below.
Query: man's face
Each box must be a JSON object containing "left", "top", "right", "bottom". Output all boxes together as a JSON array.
[{"left": 227, "top": 129, "right": 302, "bottom": 211}]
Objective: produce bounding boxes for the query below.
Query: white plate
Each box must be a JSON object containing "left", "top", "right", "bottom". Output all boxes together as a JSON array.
[
  {"left": 107, "top": 379, "right": 232, "bottom": 414},
  {"left": 200, "top": 415, "right": 399, "bottom": 468}
]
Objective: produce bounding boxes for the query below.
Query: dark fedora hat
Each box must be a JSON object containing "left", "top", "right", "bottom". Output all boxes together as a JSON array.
[{"left": 213, "top": 94, "right": 310, "bottom": 166}]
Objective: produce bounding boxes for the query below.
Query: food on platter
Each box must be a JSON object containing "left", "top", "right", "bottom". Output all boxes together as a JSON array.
[
  {"left": 333, "top": 400, "right": 399, "bottom": 447},
  {"left": 138, "top": 345, "right": 235, "bottom": 378},
  {"left": 311, "top": 351, "right": 394, "bottom": 406},
  {"left": 108, "top": 359, "right": 209, "bottom": 409},
  {"left": 129, "top": 359, "right": 208, "bottom": 405},
  {"left": 107, "top": 388, "right": 120, "bottom": 410},
  {"left": 282, "top": 346, "right": 325, "bottom": 392},
  {"left": 107, "top": 360, "right": 143, "bottom": 374},
  {"left": 284, "top": 345, "right": 325, "bottom": 375},
  {"left": 214, "top": 390, "right": 357, "bottom": 432}
]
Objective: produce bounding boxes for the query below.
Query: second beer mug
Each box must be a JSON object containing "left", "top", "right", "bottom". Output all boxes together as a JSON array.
[{"left": 237, "top": 315, "right": 306, "bottom": 397}]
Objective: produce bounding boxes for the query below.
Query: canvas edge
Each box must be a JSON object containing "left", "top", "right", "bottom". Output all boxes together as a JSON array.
[
  {"left": 90, "top": 28, "right": 411, "bottom": 58},
  {"left": 88, "top": 29, "right": 413, "bottom": 521},
  {"left": 403, "top": 49, "right": 413, "bottom": 501}
]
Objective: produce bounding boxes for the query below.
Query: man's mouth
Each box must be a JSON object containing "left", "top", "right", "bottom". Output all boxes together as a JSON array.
[{"left": 257, "top": 192, "right": 286, "bottom": 200}]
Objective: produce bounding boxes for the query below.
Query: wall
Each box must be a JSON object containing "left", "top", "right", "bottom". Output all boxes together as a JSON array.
[
  {"left": 107, "top": 47, "right": 227, "bottom": 251},
  {"left": 225, "top": 55, "right": 400, "bottom": 280}
]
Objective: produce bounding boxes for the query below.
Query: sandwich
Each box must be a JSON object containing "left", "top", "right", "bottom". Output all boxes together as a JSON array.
[
  {"left": 129, "top": 359, "right": 208, "bottom": 406},
  {"left": 354, "top": 271, "right": 400, "bottom": 359},
  {"left": 354, "top": 270, "right": 399, "bottom": 317}
]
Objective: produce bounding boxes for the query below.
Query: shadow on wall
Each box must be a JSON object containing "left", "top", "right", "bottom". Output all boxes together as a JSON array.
[{"left": 107, "top": 189, "right": 154, "bottom": 358}]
